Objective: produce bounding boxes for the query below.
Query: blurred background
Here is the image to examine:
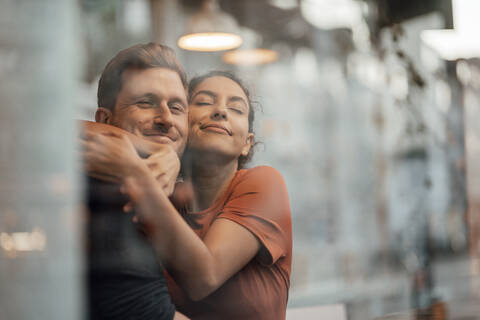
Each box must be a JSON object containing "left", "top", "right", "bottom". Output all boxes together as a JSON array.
[{"left": 1, "top": 0, "right": 480, "bottom": 319}]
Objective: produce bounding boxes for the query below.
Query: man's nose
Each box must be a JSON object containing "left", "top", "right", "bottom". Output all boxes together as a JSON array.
[{"left": 153, "top": 102, "right": 173, "bottom": 130}]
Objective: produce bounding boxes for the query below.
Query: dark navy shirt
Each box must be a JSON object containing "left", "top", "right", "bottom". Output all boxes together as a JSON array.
[{"left": 87, "top": 177, "right": 175, "bottom": 320}]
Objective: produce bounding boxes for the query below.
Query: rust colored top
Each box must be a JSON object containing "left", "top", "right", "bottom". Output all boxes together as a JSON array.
[{"left": 168, "top": 166, "right": 292, "bottom": 320}]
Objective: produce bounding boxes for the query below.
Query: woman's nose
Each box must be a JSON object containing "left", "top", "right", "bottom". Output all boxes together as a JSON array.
[{"left": 211, "top": 106, "right": 227, "bottom": 120}]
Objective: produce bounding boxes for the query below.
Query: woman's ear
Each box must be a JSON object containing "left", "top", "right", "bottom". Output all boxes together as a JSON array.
[
  {"left": 241, "top": 133, "right": 254, "bottom": 157},
  {"left": 95, "top": 107, "right": 112, "bottom": 124}
]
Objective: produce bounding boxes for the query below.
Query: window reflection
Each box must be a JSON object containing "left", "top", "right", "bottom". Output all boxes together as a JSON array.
[{"left": 2, "top": 0, "right": 480, "bottom": 319}]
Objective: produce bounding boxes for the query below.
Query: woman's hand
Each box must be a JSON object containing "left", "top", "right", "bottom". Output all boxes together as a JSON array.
[
  {"left": 143, "top": 146, "right": 180, "bottom": 197},
  {"left": 122, "top": 173, "right": 168, "bottom": 233},
  {"left": 121, "top": 146, "right": 181, "bottom": 213},
  {"left": 81, "top": 131, "right": 147, "bottom": 184}
]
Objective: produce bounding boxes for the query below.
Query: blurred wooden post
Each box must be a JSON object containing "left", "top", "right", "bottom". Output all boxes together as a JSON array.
[
  {"left": 0, "top": 1, "right": 83, "bottom": 319},
  {"left": 463, "top": 70, "right": 480, "bottom": 273},
  {"left": 150, "top": 0, "right": 182, "bottom": 48}
]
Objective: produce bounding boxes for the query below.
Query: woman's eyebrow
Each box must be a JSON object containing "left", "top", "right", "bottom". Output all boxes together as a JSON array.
[{"left": 192, "top": 90, "right": 216, "bottom": 100}]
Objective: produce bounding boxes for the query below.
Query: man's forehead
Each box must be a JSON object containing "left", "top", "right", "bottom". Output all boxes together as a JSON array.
[{"left": 121, "top": 67, "right": 186, "bottom": 95}]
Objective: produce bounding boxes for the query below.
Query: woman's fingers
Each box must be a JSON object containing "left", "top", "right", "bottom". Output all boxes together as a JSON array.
[
  {"left": 123, "top": 201, "right": 134, "bottom": 213},
  {"left": 83, "top": 131, "right": 99, "bottom": 141},
  {"left": 123, "top": 177, "right": 143, "bottom": 204},
  {"left": 100, "top": 131, "right": 122, "bottom": 138}
]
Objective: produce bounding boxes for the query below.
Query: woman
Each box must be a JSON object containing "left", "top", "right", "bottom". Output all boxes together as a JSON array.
[{"left": 124, "top": 71, "right": 292, "bottom": 320}]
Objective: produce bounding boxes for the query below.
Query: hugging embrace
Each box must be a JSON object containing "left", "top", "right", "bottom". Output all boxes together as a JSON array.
[{"left": 82, "top": 42, "right": 292, "bottom": 320}]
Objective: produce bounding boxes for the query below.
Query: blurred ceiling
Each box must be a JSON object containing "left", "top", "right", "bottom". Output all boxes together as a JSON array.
[
  {"left": 180, "top": 0, "right": 453, "bottom": 49},
  {"left": 376, "top": 0, "right": 452, "bottom": 28},
  {"left": 181, "top": 0, "right": 310, "bottom": 48}
]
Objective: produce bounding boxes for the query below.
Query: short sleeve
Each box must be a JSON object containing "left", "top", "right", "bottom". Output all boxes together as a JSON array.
[{"left": 217, "top": 166, "right": 292, "bottom": 266}]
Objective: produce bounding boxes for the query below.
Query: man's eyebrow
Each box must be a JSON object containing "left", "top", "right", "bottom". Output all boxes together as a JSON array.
[
  {"left": 130, "top": 93, "right": 158, "bottom": 102},
  {"left": 192, "top": 90, "right": 216, "bottom": 100}
]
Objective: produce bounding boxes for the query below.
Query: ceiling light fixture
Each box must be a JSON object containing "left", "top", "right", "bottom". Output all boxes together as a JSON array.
[
  {"left": 221, "top": 28, "right": 279, "bottom": 66},
  {"left": 223, "top": 48, "right": 279, "bottom": 66},
  {"left": 178, "top": 0, "right": 243, "bottom": 52}
]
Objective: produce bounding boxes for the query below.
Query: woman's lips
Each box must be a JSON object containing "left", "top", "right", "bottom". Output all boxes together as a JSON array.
[{"left": 201, "top": 124, "right": 231, "bottom": 135}]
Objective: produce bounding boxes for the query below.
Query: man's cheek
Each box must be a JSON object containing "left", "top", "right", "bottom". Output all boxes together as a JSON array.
[
  {"left": 131, "top": 126, "right": 144, "bottom": 137},
  {"left": 181, "top": 122, "right": 189, "bottom": 137}
]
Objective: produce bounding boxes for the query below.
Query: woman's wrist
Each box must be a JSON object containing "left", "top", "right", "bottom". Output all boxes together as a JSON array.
[
  {"left": 131, "top": 174, "right": 171, "bottom": 237},
  {"left": 125, "top": 159, "right": 151, "bottom": 181}
]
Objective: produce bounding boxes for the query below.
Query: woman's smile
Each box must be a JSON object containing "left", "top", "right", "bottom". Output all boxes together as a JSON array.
[{"left": 200, "top": 123, "right": 232, "bottom": 135}]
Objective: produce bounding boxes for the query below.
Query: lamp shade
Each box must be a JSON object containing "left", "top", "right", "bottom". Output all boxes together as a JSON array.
[
  {"left": 222, "top": 48, "right": 279, "bottom": 65},
  {"left": 178, "top": 0, "right": 243, "bottom": 52}
]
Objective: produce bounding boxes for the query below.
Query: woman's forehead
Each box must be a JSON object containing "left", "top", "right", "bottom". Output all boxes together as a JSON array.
[{"left": 194, "top": 76, "right": 247, "bottom": 98}]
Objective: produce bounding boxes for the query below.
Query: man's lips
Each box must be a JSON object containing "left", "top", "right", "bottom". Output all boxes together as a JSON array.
[
  {"left": 200, "top": 124, "right": 232, "bottom": 135},
  {"left": 142, "top": 132, "right": 176, "bottom": 142}
]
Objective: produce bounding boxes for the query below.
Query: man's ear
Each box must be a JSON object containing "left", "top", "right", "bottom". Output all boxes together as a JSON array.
[
  {"left": 241, "top": 133, "right": 254, "bottom": 157},
  {"left": 95, "top": 107, "right": 112, "bottom": 124}
]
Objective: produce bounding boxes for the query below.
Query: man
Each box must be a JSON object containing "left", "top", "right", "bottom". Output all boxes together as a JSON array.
[{"left": 81, "top": 42, "right": 189, "bottom": 320}]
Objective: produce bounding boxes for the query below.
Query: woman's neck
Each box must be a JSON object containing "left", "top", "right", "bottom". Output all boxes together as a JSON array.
[{"left": 190, "top": 159, "right": 238, "bottom": 212}]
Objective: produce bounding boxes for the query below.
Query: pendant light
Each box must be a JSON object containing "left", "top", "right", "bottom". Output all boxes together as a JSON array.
[
  {"left": 222, "top": 28, "right": 279, "bottom": 66},
  {"left": 222, "top": 48, "right": 278, "bottom": 66},
  {"left": 178, "top": 0, "right": 243, "bottom": 52}
]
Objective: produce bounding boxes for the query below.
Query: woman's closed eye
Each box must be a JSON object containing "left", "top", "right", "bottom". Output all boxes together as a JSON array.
[
  {"left": 195, "top": 101, "right": 213, "bottom": 106},
  {"left": 228, "top": 106, "right": 245, "bottom": 114}
]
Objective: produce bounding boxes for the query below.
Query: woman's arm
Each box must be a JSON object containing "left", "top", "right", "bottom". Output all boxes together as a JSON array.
[
  {"left": 125, "top": 172, "right": 261, "bottom": 301},
  {"left": 174, "top": 312, "right": 190, "bottom": 320}
]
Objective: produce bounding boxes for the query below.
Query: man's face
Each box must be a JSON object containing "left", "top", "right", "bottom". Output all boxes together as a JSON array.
[{"left": 104, "top": 67, "right": 188, "bottom": 156}]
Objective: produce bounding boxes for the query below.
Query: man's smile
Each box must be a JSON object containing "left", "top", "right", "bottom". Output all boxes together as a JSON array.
[{"left": 142, "top": 130, "right": 177, "bottom": 143}]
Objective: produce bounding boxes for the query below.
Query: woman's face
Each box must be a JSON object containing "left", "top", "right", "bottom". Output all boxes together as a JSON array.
[{"left": 188, "top": 76, "right": 253, "bottom": 163}]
